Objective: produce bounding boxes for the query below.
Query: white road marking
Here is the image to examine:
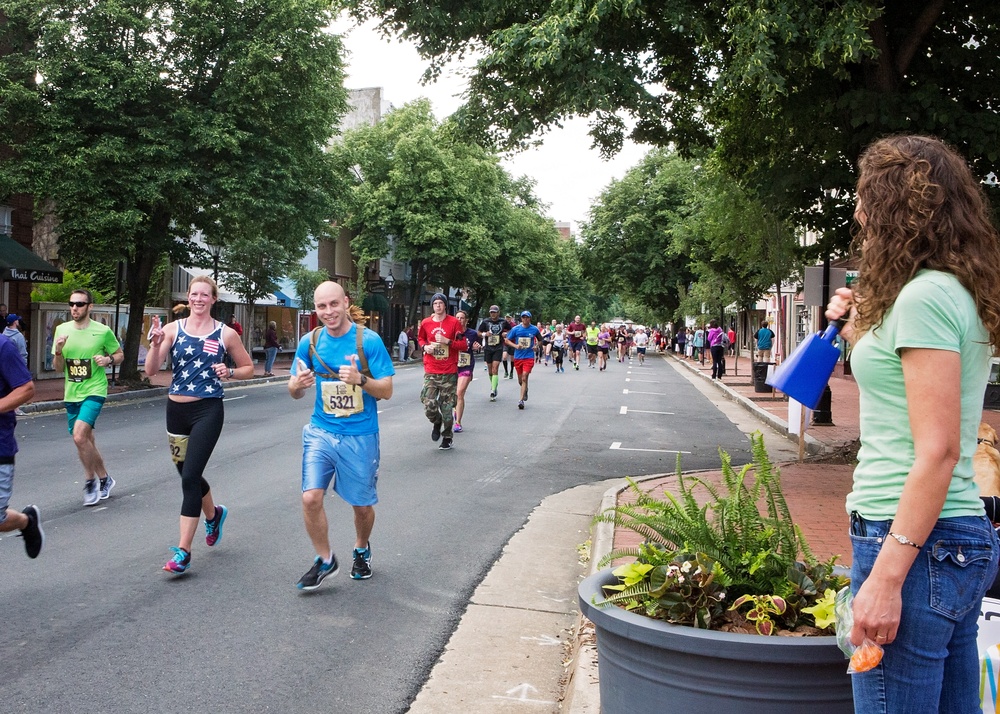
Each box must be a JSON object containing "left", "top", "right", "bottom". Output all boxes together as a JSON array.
[
  {"left": 222, "top": 395, "right": 247, "bottom": 402},
  {"left": 620, "top": 406, "right": 628, "bottom": 414},
  {"left": 622, "top": 389, "right": 666, "bottom": 396},
  {"left": 610, "top": 442, "right": 690, "bottom": 453},
  {"left": 623, "top": 408, "right": 674, "bottom": 415}
]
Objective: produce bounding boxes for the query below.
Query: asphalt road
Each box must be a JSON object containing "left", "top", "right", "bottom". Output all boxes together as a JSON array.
[{"left": 1, "top": 352, "right": 755, "bottom": 713}]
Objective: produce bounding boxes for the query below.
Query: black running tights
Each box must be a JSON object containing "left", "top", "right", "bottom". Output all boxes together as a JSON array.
[{"left": 166, "top": 398, "right": 224, "bottom": 518}]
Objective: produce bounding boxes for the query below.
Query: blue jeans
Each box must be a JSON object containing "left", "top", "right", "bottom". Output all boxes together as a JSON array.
[
  {"left": 264, "top": 346, "right": 278, "bottom": 373},
  {"left": 850, "top": 513, "right": 998, "bottom": 713}
]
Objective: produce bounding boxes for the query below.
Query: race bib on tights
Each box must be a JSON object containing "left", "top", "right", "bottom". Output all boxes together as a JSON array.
[{"left": 167, "top": 432, "right": 189, "bottom": 465}]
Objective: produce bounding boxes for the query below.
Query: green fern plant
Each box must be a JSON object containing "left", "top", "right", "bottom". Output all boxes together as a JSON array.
[{"left": 594, "top": 432, "right": 848, "bottom": 634}]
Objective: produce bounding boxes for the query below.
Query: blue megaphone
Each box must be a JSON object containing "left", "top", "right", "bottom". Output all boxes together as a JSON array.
[{"left": 766, "top": 321, "right": 844, "bottom": 410}]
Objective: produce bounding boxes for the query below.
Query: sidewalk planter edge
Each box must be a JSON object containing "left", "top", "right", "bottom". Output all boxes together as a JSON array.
[{"left": 579, "top": 569, "right": 854, "bottom": 714}]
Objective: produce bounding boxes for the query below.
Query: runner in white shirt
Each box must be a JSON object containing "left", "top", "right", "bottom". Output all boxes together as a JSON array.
[{"left": 633, "top": 327, "right": 649, "bottom": 365}]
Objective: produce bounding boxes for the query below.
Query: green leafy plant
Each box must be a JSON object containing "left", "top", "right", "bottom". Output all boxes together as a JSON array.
[
  {"left": 729, "top": 594, "right": 787, "bottom": 636},
  {"left": 594, "top": 432, "right": 849, "bottom": 635}
]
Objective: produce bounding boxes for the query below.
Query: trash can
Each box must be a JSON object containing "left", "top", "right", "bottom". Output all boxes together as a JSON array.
[{"left": 753, "top": 362, "right": 774, "bottom": 393}]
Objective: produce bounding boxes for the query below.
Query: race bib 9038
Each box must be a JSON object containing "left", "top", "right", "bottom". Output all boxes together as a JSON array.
[{"left": 66, "top": 358, "right": 92, "bottom": 383}]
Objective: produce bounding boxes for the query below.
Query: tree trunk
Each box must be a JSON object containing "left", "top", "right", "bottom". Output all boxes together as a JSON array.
[
  {"left": 407, "top": 262, "right": 426, "bottom": 328},
  {"left": 119, "top": 228, "right": 164, "bottom": 382}
]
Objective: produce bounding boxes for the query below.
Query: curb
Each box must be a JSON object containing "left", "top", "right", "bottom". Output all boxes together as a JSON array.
[
  {"left": 17, "top": 373, "right": 292, "bottom": 415},
  {"left": 20, "top": 354, "right": 425, "bottom": 415}
]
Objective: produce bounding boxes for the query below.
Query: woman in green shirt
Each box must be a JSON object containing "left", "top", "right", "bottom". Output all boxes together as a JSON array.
[{"left": 827, "top": 135, "right": 1000, "bottom": 713}]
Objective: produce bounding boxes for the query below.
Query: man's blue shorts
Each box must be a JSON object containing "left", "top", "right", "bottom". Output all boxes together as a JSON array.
[
  {"left": 65, "top": 396, "right": 106, "bottom": 434},
  {"left": 301, "top": 424, "right": 380, "bottom": 507}
]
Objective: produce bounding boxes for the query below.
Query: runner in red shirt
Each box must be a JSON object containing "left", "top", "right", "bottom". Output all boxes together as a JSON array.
[
  {"left": 566, "top": 315, "right": 587, "bottom": 371},
  {"left": 418, "top": 293, "right": 467, "bottom": 450}
]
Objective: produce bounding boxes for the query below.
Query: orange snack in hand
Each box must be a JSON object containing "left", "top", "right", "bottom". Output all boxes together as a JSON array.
[{"left": 849, "top": 639, "right": 884, "bottom": 673}]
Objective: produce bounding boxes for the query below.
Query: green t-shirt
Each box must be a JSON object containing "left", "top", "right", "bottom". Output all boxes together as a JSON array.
[
  {"left": 586, "top": 327, "right": 600, "bottom": 345},
  {"left": 848, "top": 270, "right": 990, "bottom": 520},
  {"left": 53, "top": 320, "right": 121, "bottom": 402}
]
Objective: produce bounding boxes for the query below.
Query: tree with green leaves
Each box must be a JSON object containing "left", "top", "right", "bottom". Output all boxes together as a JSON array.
[
  {"left": 677, "top": 161, "right": 802, "bottom": 355},
  {"left": 219, "top": 233, "right": 308, "bottom": 343},
  {"left": 344, "top": 1, "right": 1000, "bottom": 252},
  {"left": 30, "top": 270, "right": 108, "bottom": 305},
  {"left": 0, "top": 0, "right": 348, "bottom": 380},
  {"left": 579, "top": 149, "right": 696, "bottom": 319},
  {"left": 331, "top": 99, "right": 562, "bottom": 325},
  {"left": 287, "top": 266, "right": 331, "bottom": 313}
]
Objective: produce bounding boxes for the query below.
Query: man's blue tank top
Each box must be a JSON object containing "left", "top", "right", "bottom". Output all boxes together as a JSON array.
[{"left": 170, "top": 320, "right": 228, "bottom": 399}]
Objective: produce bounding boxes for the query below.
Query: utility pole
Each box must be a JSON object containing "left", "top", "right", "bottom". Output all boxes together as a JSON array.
[{"left": 811, "top": 256, "right": 835, "bottom": 425}]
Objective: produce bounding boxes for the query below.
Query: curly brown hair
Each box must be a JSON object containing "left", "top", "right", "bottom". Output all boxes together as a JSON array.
[{"left": 852, "top": 135, "right": 1000, "bottom": 350}]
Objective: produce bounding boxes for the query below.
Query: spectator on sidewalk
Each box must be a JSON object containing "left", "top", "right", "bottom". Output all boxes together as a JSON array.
[
  {"left": 226, "top": 314, "right": 242, "bottom": 337},
  {"left": 225, "top": 314, "right": 243, "bottom": 369},
  {"left": 706, "top": 319, "right": 725, "bottom": 379},
  {"left": 406, "top": 324, "right": 417, "bottom": 360},
  {"left": 826, "top": 135, "right": 1000, "bottom": 713},
  {"left": 263, "top": 320, "right": 280, "bottom": 377},
  {"left": 397, "top": 327, "right": 409, "bottom": 362},
  {"left": 755, "top": 321, "right": 775, "bottom": 362},
  {"left": 692, "top": 325, "right": 705, "bottom": 363},
  {"left": 4, "top": 314, "right": 27, "bottom": 365}
]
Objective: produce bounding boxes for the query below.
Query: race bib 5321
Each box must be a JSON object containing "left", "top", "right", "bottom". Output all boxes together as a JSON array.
[{"left": 321, "top": 380, "right": 364, "bottom": 418}]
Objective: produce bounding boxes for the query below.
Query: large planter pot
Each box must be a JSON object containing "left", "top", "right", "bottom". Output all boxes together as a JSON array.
[{"left": 578, "top": 569, "right": 854, "bottom": 714}]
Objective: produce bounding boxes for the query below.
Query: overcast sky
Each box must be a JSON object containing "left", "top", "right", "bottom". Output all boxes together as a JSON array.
[{"left": 330, "top": 15, "right": 650, "bottom": 230}]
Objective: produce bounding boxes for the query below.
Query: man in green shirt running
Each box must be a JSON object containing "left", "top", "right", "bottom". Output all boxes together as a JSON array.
[{"left": 52, "top": 290, "right": 123, "bottom": 507}]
